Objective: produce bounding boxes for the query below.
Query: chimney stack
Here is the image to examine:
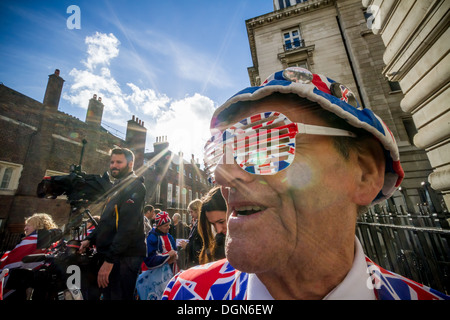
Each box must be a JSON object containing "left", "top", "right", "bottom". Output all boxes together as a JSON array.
[
  {"left": 85, "top": 94, "right": 104, "bottom": 127},
  {"left": 153, "top": 135, "right": 169, "bottom": 155},
  {"left": 126, "top": 115, "right": 147, "bottom": 169},
  {"left": 43, "top": 69, "right": 65, "bottom": 110}
]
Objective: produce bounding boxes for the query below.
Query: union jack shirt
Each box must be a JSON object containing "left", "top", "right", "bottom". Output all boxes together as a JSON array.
[{"left": 162, "top": 258, "right": 449, "bottom": 300}]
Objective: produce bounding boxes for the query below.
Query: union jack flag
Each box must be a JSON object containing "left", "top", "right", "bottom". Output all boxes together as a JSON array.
[
  {"left": 366, "top": 257, "right": 449, "bottom": 300},
  {"left": 162, "top": 258, "right": 449, "bottom": 300},
  {"left": 0, "top": 232, "right": 46, "bottom": 271},
  {"left": 0, "top": 232, "right": 48, "bottom": 300},
  {"left": 162, "top": 259, "right": 248, "bottom": 300},
  {"left": 155, "top": 211, "right": 171, "bottom": 227}
]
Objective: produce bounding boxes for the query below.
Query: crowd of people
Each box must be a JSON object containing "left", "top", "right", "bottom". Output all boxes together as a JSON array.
[
  {"left": 0, "top": 147, "right": 228, "bottom": 300},
  {"left": 134, "top": 186, "right": 228, "bottom": 300},
  {"left": 1, "top": 66, "right": 450, "bottom": 301}
]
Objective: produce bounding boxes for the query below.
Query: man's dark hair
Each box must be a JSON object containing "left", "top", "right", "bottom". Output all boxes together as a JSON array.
[
  {"left": 144, "top": 204, "right": 154, "bottom": 213},
  {"left": 110, "top": 147, "right": 135, "bottom": 164}
]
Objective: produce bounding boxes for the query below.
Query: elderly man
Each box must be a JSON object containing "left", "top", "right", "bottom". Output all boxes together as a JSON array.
[{"left": 163, "top": 67, "right": 449, "bottom": 300}]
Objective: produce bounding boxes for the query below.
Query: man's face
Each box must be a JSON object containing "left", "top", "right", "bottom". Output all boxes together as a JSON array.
[
  {"left": 157, "top": 222, "right": 170, "bottom": 234},
  {"left": 145, "top": 209, "right": 154, "bottom": 218},
  {"left": 213, "top": 98, "right": 360, "bottom": 273},
  {"left": 110, "top": 153, "right": 132, "bottom": 179}
]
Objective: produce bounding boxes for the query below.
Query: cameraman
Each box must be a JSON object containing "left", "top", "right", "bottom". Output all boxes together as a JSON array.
[{"left": 79, "top": 147, "right": 146, "bottom": 300}]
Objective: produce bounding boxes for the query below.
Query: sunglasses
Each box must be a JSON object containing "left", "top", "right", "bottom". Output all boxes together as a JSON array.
[{"left": 204, "top": 111, "right": 356, "bottom": 182}]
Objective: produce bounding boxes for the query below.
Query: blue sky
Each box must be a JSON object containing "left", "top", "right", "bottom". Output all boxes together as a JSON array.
[{"left": 0, "top": 0, "right": 274, "bottom": 162}]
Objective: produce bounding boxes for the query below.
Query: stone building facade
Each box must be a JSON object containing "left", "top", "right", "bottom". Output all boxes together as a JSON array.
[
  {"left": 245, "top": 0, "right": 442, "bottom": 211},
  {"left": 362, "top": 0, "right": 449, "bottom": 209}
]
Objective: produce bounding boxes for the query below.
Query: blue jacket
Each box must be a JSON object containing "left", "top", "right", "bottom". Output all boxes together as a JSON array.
[{"left": 144, "top": 228, "right": 176, "bottom": 269}]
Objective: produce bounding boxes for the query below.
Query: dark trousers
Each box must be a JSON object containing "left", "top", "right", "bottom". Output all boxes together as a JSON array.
[{"left": 101, "top": 256, "right": 143, "bottom": 300}]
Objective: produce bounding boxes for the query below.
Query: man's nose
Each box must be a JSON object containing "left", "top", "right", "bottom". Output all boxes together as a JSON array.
[{"left": 214, "top": 159, "right": 255, "bottom": 187}]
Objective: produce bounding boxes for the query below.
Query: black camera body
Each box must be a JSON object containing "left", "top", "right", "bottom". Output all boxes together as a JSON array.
[{"left": 36, "top": 164, "right": 112, "bottom": 203}]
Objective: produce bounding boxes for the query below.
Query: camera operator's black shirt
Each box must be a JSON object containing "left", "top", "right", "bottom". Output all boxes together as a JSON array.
[{"left": 87, "top": 172, "right": 146, "bottom": 263}]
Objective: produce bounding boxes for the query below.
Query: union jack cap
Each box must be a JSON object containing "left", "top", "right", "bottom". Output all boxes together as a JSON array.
[
  {"left": 210, "top": 67, "right": 405, "bottom": 205},
  {"left": 155, "top": 211, "right": 171, "bottom": 227}
]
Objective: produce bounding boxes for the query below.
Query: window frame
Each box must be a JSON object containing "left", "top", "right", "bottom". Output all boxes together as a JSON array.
[
  {"left": 0, "top": 161, "right": 23, "bottom": 195},
  {"left": 283, "top": 27, "right": 303, "bottom": 51}
]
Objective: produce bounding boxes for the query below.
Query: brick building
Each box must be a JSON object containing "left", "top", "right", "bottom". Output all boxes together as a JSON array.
[
  {"left": 142, "top": 136, "right": 213, "bottom": 225},
  {"left": 0, "top": 68, "right": 212, "bottom": 250},
  {"left": 0, "top": 69, "right": 146, "bottom": 236}
]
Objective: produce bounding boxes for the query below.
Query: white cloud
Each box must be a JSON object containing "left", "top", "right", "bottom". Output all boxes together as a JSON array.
[
  {"left": 63, "top": 66, "right": 130, "bottom": 116},
  {"left": 83, "top": 32, "right": 120, "bottom": 70},
  {"left": 63, "top": 31, "right": 217, "bottom": 162},
  {"left": 126, "top": 83, "right": 170, "bottom": 118},
  {"left": 153, "top": 93, "right": 215, "bottom": 161}
]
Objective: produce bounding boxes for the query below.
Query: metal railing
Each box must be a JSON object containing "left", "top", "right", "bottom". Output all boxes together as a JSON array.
[{"left": 356, "top": 204, "right": 450, "bottom": 294}]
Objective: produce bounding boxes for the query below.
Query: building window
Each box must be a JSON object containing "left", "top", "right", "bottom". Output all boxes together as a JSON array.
[
  {"left": 363, "top": 8, "right": 373, "bottom": 22},
  {"left": 167, "top": 183, "right": 173, "bottom": 208},
  {"left": 0, "top": 168, "right": 13, "bottom": 189},
  {"left": 182, "top": 187, "right": 187, "bottom": 209},
  {"left": 402, "top": 118, "right": 418, "bottom": 145},
  {"left": 156, "top": 184, "right": 161, "bottom": 204},
  {"left": 176, "top": 185, "right": 180, "bottom": 208},
  {"left": 276, "top": 0, "right": 308, "bottom": 10},
  {"left": 288, "top": 60, "right": 309, "bottom": 69},
  {"left": 0, "top": 161, "right": 23, "bottom": 195},
  {"left": 388, "top": 81, "right": 402, "bottom": 92},
  {"left": 283, "top": 28, "right": 304, "bottom": 51},
  {"left": 278, "top": 0, "right": 289, "bottom": 9}
]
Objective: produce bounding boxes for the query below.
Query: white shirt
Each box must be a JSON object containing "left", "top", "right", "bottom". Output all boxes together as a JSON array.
[{"left": 246, "top": 237, "right": 376, "bottom": 300}]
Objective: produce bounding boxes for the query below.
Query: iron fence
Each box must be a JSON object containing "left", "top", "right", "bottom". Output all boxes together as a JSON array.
[{"left": 357, "top": 204, "right": 450, "bottom": 294}]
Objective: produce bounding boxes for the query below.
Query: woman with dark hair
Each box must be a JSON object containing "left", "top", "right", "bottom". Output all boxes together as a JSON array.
[{"left": 198, "top": 187, "right": 227, "bottom": 264}]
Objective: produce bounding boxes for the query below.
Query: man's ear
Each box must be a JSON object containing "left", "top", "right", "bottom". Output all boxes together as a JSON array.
[
  {"left": 128, "top": 160, "right": 134, "bottom": 170},
  {"left": 352, "top": 138, "right": 385, "bottom": 206}
]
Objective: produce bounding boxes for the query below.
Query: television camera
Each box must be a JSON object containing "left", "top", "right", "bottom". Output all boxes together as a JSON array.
[
  {"left": 3, "top": 165, "right": 113, "bottom": 300},
  {"left": 37, "top": 164, "right": 112, "bottom": 235}
]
